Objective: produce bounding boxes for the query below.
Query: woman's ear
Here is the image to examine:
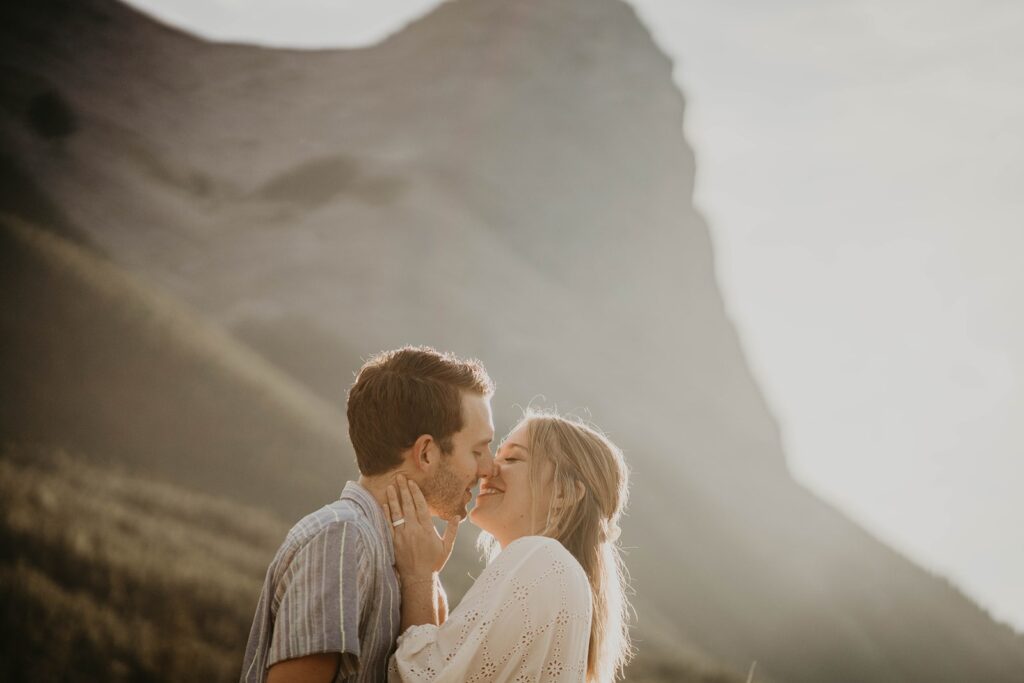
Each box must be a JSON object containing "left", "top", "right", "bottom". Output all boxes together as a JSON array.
[
  {"left": 553, "top": 479, "right": 586, "bottom": 509},
  {"left": 571, "top": 480, "right": 585, "bottom": 504}
]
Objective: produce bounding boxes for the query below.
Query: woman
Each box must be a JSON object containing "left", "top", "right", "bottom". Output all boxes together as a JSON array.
[{"left": 384, "top": 411, "right": 632, "bottom": 682}]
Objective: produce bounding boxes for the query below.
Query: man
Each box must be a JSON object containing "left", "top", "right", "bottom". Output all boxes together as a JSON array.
[{"left": 240, "top": 346, "right": 496, "bottom": 683}]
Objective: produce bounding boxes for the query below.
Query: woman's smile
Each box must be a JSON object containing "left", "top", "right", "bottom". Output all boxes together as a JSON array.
[{"left": 477, "top": 482, "right": 504, "bottom": 497}]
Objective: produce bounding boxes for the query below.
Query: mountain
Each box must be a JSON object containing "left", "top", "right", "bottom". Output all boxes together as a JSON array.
[{"left": 2, "top": 0, "right": 1023, "bottom": 680}]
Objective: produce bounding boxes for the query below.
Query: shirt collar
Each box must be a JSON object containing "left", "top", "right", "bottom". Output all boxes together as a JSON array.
[{"left": 341, "top": 480, "right": 395, "bottom": 566}]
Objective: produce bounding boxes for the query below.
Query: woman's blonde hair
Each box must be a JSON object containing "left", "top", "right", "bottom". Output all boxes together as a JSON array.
[{"left": 480, "top": 409, "right": 633, "bottom": 681}]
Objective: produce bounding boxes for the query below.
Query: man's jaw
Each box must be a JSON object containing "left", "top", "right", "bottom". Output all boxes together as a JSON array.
[{"left": 447, "top": 482, "right": 476, "bottom": 519}]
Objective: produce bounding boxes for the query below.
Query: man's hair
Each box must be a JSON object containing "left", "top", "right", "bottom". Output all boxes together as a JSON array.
[{"left": 346, "top": 346, "right": 494, "bottom": 476}]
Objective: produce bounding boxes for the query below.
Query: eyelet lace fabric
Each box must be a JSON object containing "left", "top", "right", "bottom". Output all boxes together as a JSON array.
[{"left": 388, "top": 536, "right": 592, "bottom": 682}]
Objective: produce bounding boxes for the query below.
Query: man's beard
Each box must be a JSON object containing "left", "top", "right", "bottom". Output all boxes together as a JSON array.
[{"left": 423, "top": 457, "right": 470, "bottom": 520}]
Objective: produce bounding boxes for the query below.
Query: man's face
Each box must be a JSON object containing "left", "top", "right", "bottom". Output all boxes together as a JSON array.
[{"left": 422, "top": 391, "right": 495, "bottom": 520}]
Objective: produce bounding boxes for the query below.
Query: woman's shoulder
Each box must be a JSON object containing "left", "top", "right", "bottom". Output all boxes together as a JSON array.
[
  {"left": 501, "top": 534, "right": 570, "bottom": 558},
  {"left": 497, "top": 536, "right": 589, "bottom": 590}
]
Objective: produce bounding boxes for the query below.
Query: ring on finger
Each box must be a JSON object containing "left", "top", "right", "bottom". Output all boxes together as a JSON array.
[{"left": 391, "top": 518, "right": 406, "bottom": 527}]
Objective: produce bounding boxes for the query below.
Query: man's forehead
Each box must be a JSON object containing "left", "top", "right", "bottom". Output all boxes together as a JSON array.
[{"left": 461, "top": 392, "right": 494, "bottom": 436}]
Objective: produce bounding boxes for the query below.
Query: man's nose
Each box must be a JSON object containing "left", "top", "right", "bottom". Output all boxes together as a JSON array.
[{"left": 479, "top": 451, "right": 497, "bottom": 478}]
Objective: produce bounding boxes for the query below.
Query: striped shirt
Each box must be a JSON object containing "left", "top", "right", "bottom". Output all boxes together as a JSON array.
[{"left": 240, "top": 482, "right": 401, "bottom": 683}]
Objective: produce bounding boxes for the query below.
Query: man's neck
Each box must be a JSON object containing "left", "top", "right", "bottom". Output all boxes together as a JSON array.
[{"left": 357, "top": 468, "right": 417, "bottom": 511}]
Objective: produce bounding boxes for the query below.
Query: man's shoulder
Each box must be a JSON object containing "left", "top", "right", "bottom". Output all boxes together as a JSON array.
[
  {"left": 284, "top": 498, "right": 373, "bottom": 548},
  {"left": 266, "top": 499, "right": 378, "bottom": 589}
]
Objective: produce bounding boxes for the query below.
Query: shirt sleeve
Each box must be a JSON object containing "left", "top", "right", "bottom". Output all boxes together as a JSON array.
[
  {"left": 388, "top": 536, "right": 592, "bottom": 682},
  {"left": 268, "top": 520, "right": 368, "bottom": 676}
]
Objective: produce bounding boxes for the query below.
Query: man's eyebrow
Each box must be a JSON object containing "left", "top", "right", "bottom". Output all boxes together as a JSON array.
[{"left": 475, "top": 437, "right": 493, "bottom": 446}]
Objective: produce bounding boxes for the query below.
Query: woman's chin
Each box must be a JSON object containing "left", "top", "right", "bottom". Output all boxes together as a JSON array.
[{"left": 467, "top": 505, "right": 490, "bottom": 530}]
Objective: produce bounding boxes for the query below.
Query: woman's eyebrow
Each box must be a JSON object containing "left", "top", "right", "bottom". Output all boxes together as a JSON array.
[{"left": 496, "top": 440, "right": 529, "bottom": 456}]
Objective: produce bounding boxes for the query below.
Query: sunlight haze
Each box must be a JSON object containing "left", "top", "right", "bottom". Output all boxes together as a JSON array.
[{"left": 121, "top": 0, "right": 1024, "bottom": 632}]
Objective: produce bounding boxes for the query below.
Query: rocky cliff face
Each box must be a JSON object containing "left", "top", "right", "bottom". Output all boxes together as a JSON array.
[{"left": 3, "top": 0, "right": 1023, "bottom": 680}]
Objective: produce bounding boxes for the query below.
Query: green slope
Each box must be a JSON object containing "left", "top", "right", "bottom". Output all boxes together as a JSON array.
[
  {"left": 0, "top": 215, "right": 353, "bottom": 520},
  {"left": 0, "top": 446, "right": 286, "bottom": 682}
]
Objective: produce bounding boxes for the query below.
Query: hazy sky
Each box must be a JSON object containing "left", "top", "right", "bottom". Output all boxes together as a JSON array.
[{"left": 122, "top": 0, "right": 1024, "bottom": 631}]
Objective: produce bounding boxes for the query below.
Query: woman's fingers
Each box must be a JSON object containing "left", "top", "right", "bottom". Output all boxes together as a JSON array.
[
  {"left": 387, "top": 475, "right": 460, "bottom": 575},
  {"left": 386, "top": 485, "right": 405, "bottom": 526},
  {"left": 408, "top": 480, "right": 432, "bottom": 525},
  {"left": 396, "top": 475, "right": 420, "bottom": 525}
]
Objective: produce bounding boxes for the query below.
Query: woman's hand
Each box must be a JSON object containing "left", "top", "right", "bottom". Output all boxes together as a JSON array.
[{"left": 385, "top": 475, "right": 461, "bottom": 583}]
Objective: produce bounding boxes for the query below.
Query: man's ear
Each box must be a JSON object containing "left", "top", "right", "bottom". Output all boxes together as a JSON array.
[{"left": 411, "top": 434, "right": 437, "bottom": 471}]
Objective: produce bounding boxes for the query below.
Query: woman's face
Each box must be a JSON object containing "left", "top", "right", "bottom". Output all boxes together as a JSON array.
[{"left": 469, "top": 420, "right": 554, "bottom": 548}]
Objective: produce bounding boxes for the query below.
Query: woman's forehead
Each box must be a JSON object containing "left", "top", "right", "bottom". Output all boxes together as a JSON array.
[{"left": 504, "top": 420, "right": 531, "bottom": 441}]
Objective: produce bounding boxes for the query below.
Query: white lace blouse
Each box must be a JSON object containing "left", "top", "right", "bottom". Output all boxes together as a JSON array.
[{"left": 388, "top": 536, "right": 593, "bottom": 682}]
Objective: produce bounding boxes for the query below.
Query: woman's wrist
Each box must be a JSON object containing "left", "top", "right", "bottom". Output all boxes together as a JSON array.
[
  {"left": 399, "top": 571, "right": 440, "bottom": 630},
  {"left": 400, "top": 572, "right": 438, "bottom": 587}
]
